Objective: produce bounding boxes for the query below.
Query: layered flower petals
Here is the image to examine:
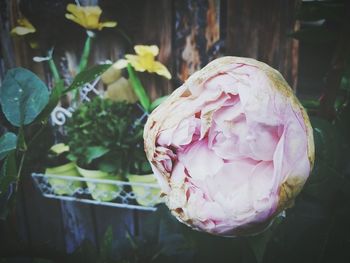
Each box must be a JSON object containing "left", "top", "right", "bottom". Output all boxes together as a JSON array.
[{"left": 144, "top": 56, "right": 314, "bottom": 236}]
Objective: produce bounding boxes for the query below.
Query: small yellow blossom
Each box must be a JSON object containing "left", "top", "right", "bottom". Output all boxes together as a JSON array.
[
  {"left": 65, "top": 4, "right": 117, "bottom": 30},
  {"left": 114, "top": 45, "right": 172, "bottom": 79},
  {"left": 11, "top": 17, "right": 36, "bottom": 36}
]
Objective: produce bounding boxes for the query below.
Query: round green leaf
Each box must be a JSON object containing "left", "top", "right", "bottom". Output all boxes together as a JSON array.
[{"left": 0, "top": 67, "right": 49, "bottom": 126}]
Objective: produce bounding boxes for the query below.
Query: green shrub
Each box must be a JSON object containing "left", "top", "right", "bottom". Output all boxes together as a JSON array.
[{"left": 66, "top": 97, "right": 148, "bottom": 175}]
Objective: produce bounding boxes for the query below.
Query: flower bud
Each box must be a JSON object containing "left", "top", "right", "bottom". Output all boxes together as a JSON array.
[{"left": 144, "top": 57, "right": 314, "bottom": 236}]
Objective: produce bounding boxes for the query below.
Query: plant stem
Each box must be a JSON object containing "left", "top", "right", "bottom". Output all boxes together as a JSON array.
[
  {"left": 116, "top": 28, "right": 133, "bottom": 46},
  {"left": 27, "top": 125, "right": 46, "bottom": 149},
  {"left": 14, "top": 151, "right": 26, "bottom": 194},
  {"left": 16, "top": 152, "right": 25, "bottom": 182},
  {"left": 127, "top": 64, "right": 151, "bottom": 112},
  {"left": 48, "top": 57, "right": 60, "bottom": 84},
  {"left": 78, "top": 34, "right": 92, "bottom": 73}
]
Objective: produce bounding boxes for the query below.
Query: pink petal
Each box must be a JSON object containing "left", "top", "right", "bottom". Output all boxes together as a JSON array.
[
  {"left": 150, "top": 163, "right": 170, "bottom": 193},
  {"left": 178, "top": 139, "right": 224, "bottom": 181},
  {"left": 170, "top": 161, "right": 186, "bottom": 187},
  {"left": 205, "top": 73, "right": 239, "bottom": 95},
  {"left": 246, "top": 123, "right": 280, "bottom": 161},
  {"left": 211, "top": 132, "right": 239, "bottom": 160},
  {"left": 172, "top": 116, "right": 199, "bottom": 146}
]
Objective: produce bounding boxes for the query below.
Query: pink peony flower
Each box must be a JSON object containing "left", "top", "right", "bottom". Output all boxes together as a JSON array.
[{"left": 144, "top": 57, "right": 315, "bottom": 236}]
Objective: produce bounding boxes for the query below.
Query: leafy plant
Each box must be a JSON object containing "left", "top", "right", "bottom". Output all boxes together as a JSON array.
[
  {"left": 0, "top": 65, "right": 110, "bottom": 218},
  {"left": 65, "top": 97, "right": 145, "bottom": 175}
]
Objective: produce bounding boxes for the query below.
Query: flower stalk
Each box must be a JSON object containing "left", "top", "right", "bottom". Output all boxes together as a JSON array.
[
  {"left": 126, "top": 63, "right": 151, "bottom": 112},
  {"left": 78, "top": 33, "right": 93, "bottom": 73},
  {"left": 48, "top": 57, "right": 61, "bottom": 84}
]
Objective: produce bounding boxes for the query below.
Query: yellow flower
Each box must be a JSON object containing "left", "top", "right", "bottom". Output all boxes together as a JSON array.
[
  {"left": 11, "top": 17, "right": 36, "bottom": 36},
  {"left": 65, "top": 4, "right": 117, "bottom": 30},
  {"left": 114, "top": 45, "right": 171, "bottom": 79}
]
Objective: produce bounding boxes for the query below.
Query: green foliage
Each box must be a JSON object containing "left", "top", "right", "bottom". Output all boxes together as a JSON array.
[
  {"left": 65, "top": 64, "right": 111, "bottom": 93},
  {"left": 127, "top": 64, "right": 151, "bottom": 112},
  {"left": 78, "top": 34, "right": 93, "bottom": 73},
  {"left": 0, "top": 151, "right": 17, "bottom": 193},
  {"left": 66, "top": 97, "right": 144, "bottom": 174},
  {"left": 0, "top": 151, "right": 17, "bottom": 218},
  {"left": 0, "top": 68, "right": 49, "bottom": 127},
  {"left": 0, "top": 133, "right": 17, "bottom": 160},
  {"left": 85, "top": 146, "right": 110, "bottom": 164},
  {"left": 150, "top": 95, "right": 169, "bottom": 112},
  {"left": 0, "top": 64, "right": 105, "bottom": 217},
  {"left": 34, "top": 80, "right": 64, "bottom": 124}
]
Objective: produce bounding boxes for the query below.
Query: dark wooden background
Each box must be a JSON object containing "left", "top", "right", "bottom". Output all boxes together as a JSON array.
[{"left": 0, "top": 0, "right": 301, "bottom": 259}]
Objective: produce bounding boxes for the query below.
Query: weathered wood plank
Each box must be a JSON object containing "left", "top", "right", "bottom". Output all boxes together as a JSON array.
[
  {"left": 135, "top": 0, "right": 174, "bottom": 100},
  {"left": 226, "top": 0, "right": 299, "bottom": 90},
  {"left": 0, "top": 185, "right": 32, "bottom": 262},
  {"left": 174, "top": 0, "right": 222, "bottom": 83},
  {"left": 9, "top": 0, "right": 46, "bottom": 80},
  {"left": 60, "top": 202, "right": 97, "bottom": 253},
  {"left": 20, "top": 174, "right": 66, "bottom": 253}
]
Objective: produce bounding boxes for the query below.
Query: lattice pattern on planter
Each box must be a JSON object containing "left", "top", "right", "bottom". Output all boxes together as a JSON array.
[{"left": 31, "top": 173, "right": 163, "bottom": 211}]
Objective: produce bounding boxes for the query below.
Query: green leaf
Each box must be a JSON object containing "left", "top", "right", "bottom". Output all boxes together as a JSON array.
[
  {"left": 65, "top": 64, "right": 111, "bottom": 93},
  {"left": 300, "top": 99, "right": 320, "bottom": 110},
  {"left": 86, "top": 146, "right": 110, "bottom": 164},
  {"left": 0, "top": 68, "right": 50, "bottom": 127},
  {"left": 34, "top": 80, "right": 64, "bottom": 124},
  {"left": 150, "top": 95, "right": 169, "bottom": 111},
  {"left": 78, "top": 35, "right": 92, "bottom": 73},
  {"left": 98, "top": 161, "right": 118, "bottom": 173},
  {"left": 0, "top": 151, "right": 18, "bottom": 197},
  {"left": 127, "top": 64, "right": 151, "bottom": 112},
  {"left": 0, "top": 132, "right": 17, "bottom": 160},
  {"left": 66, "top": 98, "right": 140, "bottom": 171}
]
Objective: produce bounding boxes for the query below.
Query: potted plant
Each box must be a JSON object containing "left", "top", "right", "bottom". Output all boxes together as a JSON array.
[
  {"left": 101, "top": 70, "right": 162, "bottom": 206},
  {"left": 45, "top": 143, "right": 83, "bottom": 195},
  {"left": 65, "top": 97, "right": 143, "bottom": 201},
  {"left": 127, "top": 135, "right": 162, "bottom": 207}
]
